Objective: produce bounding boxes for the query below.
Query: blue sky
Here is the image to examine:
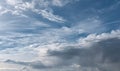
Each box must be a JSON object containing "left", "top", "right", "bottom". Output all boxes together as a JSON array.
[{"left": 0, "top": 0, "right": 120, "bottom": 71}]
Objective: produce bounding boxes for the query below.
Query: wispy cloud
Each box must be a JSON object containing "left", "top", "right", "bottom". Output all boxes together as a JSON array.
[
  {"left": 0, "top": 0, "right": 68, "bottom": 23},
  {"left": 34, "top": 9, "right": 66, "bottom": 23}
]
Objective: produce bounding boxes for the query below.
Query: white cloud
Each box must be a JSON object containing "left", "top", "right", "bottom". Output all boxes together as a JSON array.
[
  {"left": 0, "top": 61, "right": 22, "bottom": 71},
  {"left": 0, "top": 6, "right": 2, "bottom": 10},
  {"left": 0, "top": 15, "right": 50, "bottom": 32},
  {"left": 6, "top": 0, "right": 22, "bottom": 5},
  {"left": 52, "top": 0, "right": 79, "bottom": 7},
  {"left": 74, "top": 17, "right": 106, "bottom": 33},
  {"left": 0, "top": 0, "right": 67, "bottom": 23},
  {"left": 78, "top": 30, "right": 120, "bottom": 47},
  {"left": 52, "top": 0, "right": 69, "bottom": 7},
  {"left": 34, "top": 9, "right": 66, "bottom": 23}
]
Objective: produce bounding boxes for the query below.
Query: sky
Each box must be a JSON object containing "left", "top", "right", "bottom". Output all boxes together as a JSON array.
[{"left": 0, "top": 0, "right": 120, "bottom": 71}]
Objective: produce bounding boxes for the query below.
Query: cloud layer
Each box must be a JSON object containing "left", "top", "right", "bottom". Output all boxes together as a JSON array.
[
  {"left": 0, "top": 0, "right": 120, "bottom": 71},
  {"left": 1, "top": 30, "right": 120, "bottom": 71}
]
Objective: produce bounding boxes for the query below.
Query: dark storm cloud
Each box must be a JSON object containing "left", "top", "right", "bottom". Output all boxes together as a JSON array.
[
  {"left": 48, "top": 38, "right": 120, "bottom": 71},
  {"left": 94, "top": 38, "right": 120, "bottom": 63}
]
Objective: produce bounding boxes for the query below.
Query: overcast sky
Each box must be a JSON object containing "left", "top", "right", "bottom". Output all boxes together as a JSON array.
[{"left": 0, "top": 0, "right": 120, "bottom": 71}]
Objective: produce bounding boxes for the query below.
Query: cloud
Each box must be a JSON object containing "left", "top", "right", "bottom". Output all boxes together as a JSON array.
[
  {"left": 74, "top": 17, "right": 106, "bottom": 33},
  {"left": 34, "top": 9, "right": 66, "bottom": 23},
  {"left": 0, "top": 14, "right": 51, "bottom": 33},
  {"left": 0, "top": 69, "right": 17, "bottom": 71},
  {"left": 6, "top": 0, "right": 22, "bottom": 5},
  {"left": 0, "top": 30, "right": 120, "bottom": 71},
  {"left": 0, "top": 0, "right": 120, "bottom": 71},
  {"left": 52, "top": 0, "right": 74, "bottom": 7},
  {"left": 4, "top": 59, "right": 49, "bottom": 69},
  {"left": 40, "top": 30, "right": 120, "bottom": 71},
  {"left": 0, "top": 0, "right": 68, "bottom": 23},
  {"left": 0, "top": 61, "right": 22, "bottom": 71}
]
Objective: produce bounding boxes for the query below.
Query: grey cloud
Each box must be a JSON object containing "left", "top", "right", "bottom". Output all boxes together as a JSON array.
[
  {"left": 48, "top": 38, "right": 120, "bottom": 71},
  {"left": 4, "top": 59, "right": 49, "bottom": 69},
  {"left": 94, "top": 38, "right": 120, "bottom": 63}
]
